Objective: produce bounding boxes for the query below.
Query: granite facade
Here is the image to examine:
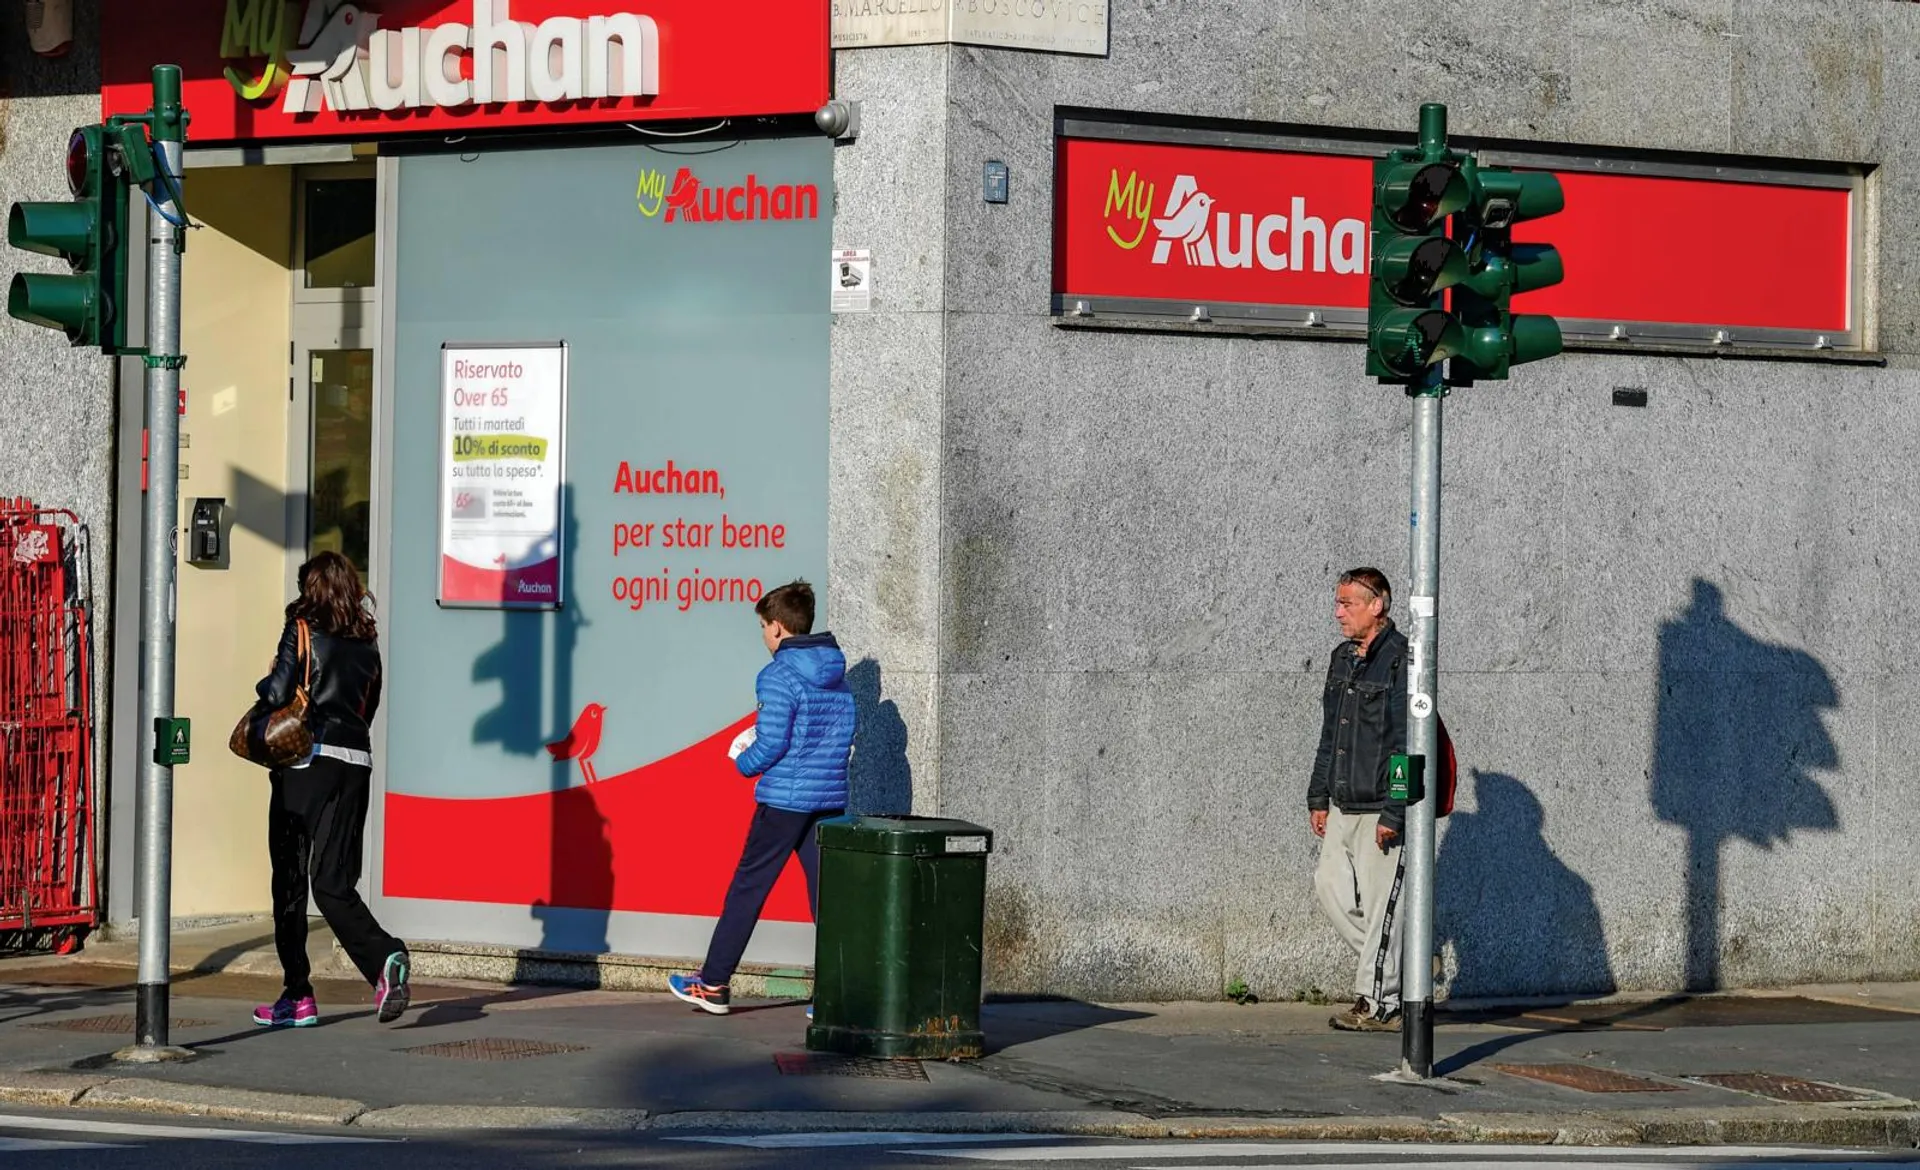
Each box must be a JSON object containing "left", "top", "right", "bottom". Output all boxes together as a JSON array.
[{"left": 824, "top": 0, "right": 1920, "bottom": 1000}]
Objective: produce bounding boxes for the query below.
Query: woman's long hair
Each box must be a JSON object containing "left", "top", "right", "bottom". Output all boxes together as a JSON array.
[{"left": 287, "top": 551, "right": 378, "bottom": 641}]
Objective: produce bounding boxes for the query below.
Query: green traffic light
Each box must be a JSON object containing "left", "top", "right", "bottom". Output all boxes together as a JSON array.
[
  {"left": 1376, "top": 235, "right": 1470, "bottom": 306},
  {"left": 8, "top": 272, "right": 97, "bottom": 341},
  {"left": 9, "top": 201, "right": 98, "bottom": 265},
  {"left": 1378, "top": 161, "right": 1470, "bottom": 232},
  {"left": 6, "top": 122, "right": 130, "bottom": 351},
  {"left": 1508, "top": 242, "right": 1564, "bottom": 295},
  {"left": 1509, "top": 314, "right": 1563, "bottom": 366},
  {"left": 1370, "top": 308, "right": 1462, "bottom": 379},
  {"left": 1469, "top": 170, "right": 1564, "bottom": 230}
]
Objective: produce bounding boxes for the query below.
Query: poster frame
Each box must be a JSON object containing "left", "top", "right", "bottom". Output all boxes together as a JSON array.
[{"left": 435, "top": 338, "right": 570, "bottom": 612}]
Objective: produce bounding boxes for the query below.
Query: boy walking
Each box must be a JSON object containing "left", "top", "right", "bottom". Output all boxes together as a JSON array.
[{"left": 669, "top": 581, "right": 855, "bottom": 1015}]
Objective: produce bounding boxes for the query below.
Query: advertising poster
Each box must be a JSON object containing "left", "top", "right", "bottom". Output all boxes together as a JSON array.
[{"left": 438, "top": 342, "right": 567, "bottom": 609}]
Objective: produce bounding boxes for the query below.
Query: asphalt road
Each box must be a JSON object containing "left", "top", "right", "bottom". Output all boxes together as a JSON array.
[{"left": 0, "top": 1111, "right": 1914, "bottom": 1170}]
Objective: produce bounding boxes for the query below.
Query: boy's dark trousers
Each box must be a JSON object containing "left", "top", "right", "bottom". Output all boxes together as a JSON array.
[
  {"left": 268, "top": 756, "right": 407, "bottom": 999},
  {"left": 701, "top": 803, "right": 841, "bottom": 986}
]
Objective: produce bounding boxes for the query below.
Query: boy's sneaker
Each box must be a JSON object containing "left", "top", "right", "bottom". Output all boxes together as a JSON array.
[
  {"left": 374, "top": 952, "right": 411, "bottom": 1023},
  {"left": 252, "top": 996, "right": 318, "bottom": 1028},
  {"left": 668, "top": 973, "right": 731, "bottom": 1015},
  {"left": 806, "top": 1004, "right": 814, "bottom": 1021}
]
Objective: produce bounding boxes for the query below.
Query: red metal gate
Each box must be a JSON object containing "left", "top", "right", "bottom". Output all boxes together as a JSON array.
[{"left": 0, "top": 499, "right": 96, "bottom": 949}]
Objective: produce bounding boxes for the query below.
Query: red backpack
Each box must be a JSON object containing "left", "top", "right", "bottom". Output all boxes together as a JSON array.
[{"left": 1435, "top": 716, "right": 1457, "bottom": 818}]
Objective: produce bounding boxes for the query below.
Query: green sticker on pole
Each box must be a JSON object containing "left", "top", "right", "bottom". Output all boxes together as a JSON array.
[{"left": 153, "top": 717, "right": 189, "bottom": 767}]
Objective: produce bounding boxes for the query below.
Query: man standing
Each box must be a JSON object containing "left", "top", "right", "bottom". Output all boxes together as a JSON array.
[{"left": 1309, "top": 567, "right": 1409, "bottom": 1032}]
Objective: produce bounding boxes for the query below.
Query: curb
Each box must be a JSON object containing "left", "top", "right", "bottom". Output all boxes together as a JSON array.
[{"left": 0, "top": 1071, "right": 1914, "bottom": 1147}]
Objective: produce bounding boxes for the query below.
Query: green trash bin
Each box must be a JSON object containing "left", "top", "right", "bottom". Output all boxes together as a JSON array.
[{"left": 806, "top": 815, "right": 994, "bottom": 1060}]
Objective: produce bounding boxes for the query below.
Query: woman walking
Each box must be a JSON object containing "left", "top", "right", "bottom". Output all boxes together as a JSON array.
[{"left": 252, "top": 551, "right": 411, "bottom": 1026}]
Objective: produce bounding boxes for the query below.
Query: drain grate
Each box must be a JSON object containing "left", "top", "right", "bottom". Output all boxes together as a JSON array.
[
  {"left": 1491, "top": 1062, "right": 1683, "bottom": 1093},
  {"left": 1686, "top": 1072, "right": 1880, "bottom": 1103},
  {"left": 28, "top": 1015, "right": 215, "bottom": 1034},
  {"left": 773, "top": 1052, "right": 927, "bottom": 1080},
  {"left": 400, "top": 1038, "right": 588, "bottom": 1062}
]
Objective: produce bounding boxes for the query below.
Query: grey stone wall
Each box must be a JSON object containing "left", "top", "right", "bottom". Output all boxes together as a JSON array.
[
  {"left": 833, "top": 0, "right": 1920, "bottom": 1001},
  {"left": 1, "top": 5, "right": 113, "bottom": 521},
  {"left": 0, "top": 4, "right": 116, "bottom": 923}
]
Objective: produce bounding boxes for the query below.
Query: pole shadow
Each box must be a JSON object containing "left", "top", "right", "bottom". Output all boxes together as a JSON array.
[
  {"left": 1650, "top": 579, "right": 1840, "bottom": 991},
  {"left": 450, "top": 485, "right": 612, "bottom": 1004},
  {"left": 846, "top": 657, "right": 911, "bottom": 815}
]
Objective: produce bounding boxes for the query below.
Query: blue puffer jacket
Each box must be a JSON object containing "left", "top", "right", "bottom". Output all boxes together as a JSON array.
[{"left": 736, "top": 632, "right": 855, "bottom": 813}]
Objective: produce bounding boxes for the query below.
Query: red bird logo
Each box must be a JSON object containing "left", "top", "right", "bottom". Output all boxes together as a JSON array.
[{"left": 546, "top": 702, "right": 608, "bottom": 784}]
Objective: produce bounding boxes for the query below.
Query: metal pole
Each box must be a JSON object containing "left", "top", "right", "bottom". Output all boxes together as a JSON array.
[
  {"left": 1400, "top": 369, "right": 1442, "bottom": 1079},
  {"left": 130, "top": 65, "right": 187, "bottom": 1058}
]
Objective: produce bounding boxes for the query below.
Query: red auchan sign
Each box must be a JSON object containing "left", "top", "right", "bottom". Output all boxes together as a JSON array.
[
  {"left": 1055, "top": 135, "right": 1854, "bottom": 338},
  {"left": 101, "top": 0, "right": 830, "bottom": 144}
]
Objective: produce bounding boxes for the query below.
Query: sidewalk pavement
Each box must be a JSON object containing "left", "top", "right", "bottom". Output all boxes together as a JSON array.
[{"left": 1, "top": 920, "right": 1919, "bottom": 1148}]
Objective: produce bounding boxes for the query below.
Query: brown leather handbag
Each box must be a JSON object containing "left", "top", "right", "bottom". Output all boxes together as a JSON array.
[{"left": 229, "top": 619, "right": 314, "bottom": 769}]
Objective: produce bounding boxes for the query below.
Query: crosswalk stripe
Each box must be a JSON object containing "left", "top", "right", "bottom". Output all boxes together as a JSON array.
[
  {"left": 1188, "top": 1164, "right": 1915, "bottom": 1170},
  {"left": 676, "top": 1133, "right": 1073, "bottom": 1150},
  {"left": 906, "top": 1141, "right": 1871, "bottom": 1162},
  {"left": 0, "top": 1136, "right": 120, "bottom": 1152},
  {"left": 0, "top": 1113, "right": 388, "bottom": 1145}
]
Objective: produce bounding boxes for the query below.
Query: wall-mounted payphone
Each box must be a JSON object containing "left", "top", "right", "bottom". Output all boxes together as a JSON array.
[{"left": 187, "top": 497, "right": 225, "bottom": 567}]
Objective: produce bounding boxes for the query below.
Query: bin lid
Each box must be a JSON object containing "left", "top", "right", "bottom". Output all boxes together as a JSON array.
[{"left": 817, "top": 815, "right": 995, "bottom": 857}]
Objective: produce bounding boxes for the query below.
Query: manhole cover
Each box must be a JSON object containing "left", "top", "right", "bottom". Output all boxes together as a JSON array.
[
  {"left": 1491, "top": 1062, "right": 1683, "bottom": 1093},
  {"left": 28, "top": 1015, "right": 215, "bottom": 1034},
  {"left": 401, "top": 1038, "right": 588, "bottom": 1061},
  {"left": 1686, "top": 1072, "right": 1879, "bottom": 1103},
  {"left": 773, "top": 1052, "right": 927, "bottom": 1080}
]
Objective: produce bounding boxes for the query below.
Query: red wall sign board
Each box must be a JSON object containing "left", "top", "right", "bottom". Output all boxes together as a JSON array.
[
  {"left": 1055, "top": 136, "right": 1853, "bottom": 336},
  {"left": 100, "top": 0, "right": 830, "bottom": 144}
]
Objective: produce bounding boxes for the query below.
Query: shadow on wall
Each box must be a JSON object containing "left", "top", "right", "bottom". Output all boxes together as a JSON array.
[
  {"left": 1651, "top": 578, "right": 1839, "bottom": 991},
  {"left": 454, "top": 485, "right": 609, "bottom": 970},
  {"left": 847, "top": 657, "right": 911, "bottom": 815},
  {"left": 1437, "top": 770, "right": 1615, "bottom": 999}
]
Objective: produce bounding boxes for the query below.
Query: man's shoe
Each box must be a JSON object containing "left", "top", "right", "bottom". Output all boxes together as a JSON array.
[
  {"left": 252, "top": 996, "right": 319, "bottom": 1028},
  {"left": 668, "top": 973, "right": 731, "bottom": 1015},
  {"left": 374, "top": 952, "right": 411, "bottom": 1023},
  {"left": 1330, "top": 996, "right": 1401, "bottom": 1032}
]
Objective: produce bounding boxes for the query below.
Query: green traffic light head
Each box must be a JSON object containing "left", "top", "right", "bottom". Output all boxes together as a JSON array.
[
  {"left": 1370, "top": 307, "right": 1463, "bottom": 380},
  {"left": 1509, "top": 313, "right": 1563, "bottom": 366},
  {"left": 1376, "top": 235, "right": 1470, "bottom": 306},
  {"left": 1469, "top": 169, "right": 1564, "bottom": 230},
  {"left": 6, "top": 121, "right": 129, "bottom": 351},
  {"left": 9, "top": 201, "right": 98, "bottom": 266},
  {"left": 1377, "top": 159, "right": 1470, "bottom": 233},
  {"left": 8, "top": 272, "right": 98, "bottom": 343},
  {"left": 1508, "top": 242, "right": 1565, "bottom": 295}
]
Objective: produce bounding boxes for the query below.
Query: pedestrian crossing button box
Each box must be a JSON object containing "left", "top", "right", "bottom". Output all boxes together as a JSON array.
[{"left": 188, "top": 497, "right": 224, "bottom": 567}]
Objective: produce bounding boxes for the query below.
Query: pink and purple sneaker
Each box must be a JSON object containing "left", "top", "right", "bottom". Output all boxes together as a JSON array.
[
  {"left": 374, "top": 951, "right": 411, "bottom": 1023},
  {"left": 252, "top": 996, "right": 318, "bottom": 1028}
]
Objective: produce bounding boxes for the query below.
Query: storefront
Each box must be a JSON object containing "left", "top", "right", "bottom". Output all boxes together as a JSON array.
[{"left": 98, "top": 1, "right": 835, "bottom": 967}]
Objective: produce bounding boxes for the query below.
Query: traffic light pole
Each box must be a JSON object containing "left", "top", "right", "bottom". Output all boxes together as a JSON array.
[
  {"left": 126, "top": 65, "right": 188, "bottom": 1061},
  {"left": 1400, "top": 369, "right": 1443, "bottom": 1080}
]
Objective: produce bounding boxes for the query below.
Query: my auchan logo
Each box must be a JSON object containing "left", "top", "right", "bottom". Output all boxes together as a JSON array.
[
  {"left": 220, "top": 0, "right": 660, "bottom": 114},
  {"left": 1101, "top": 167, "right": 1368, "bottom": 274},
  {"left": 635, "top": 166, "right": 822, "bottom": 223}
]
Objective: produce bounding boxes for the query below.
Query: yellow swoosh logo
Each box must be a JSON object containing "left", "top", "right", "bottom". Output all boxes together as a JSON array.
[{"left": 1106, "top": 218, "right": 1149, "bottom": 250}]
